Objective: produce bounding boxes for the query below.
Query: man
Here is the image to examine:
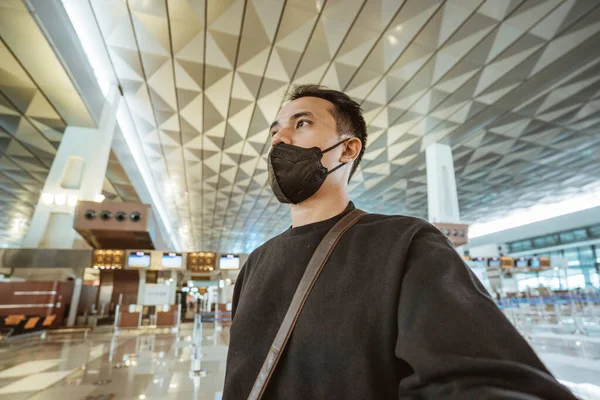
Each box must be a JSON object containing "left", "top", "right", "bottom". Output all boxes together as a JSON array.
[{"left": 223, "top": 85, "right": 575, "bottom": 399}]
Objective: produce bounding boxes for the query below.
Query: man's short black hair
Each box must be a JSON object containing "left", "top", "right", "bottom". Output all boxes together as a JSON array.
[{"left": 285, "top": 84, "right": 368, "bottom": 181}]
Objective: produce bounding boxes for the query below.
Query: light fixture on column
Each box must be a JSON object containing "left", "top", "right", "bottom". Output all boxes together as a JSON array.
[
  {"left": 42, "top": 193, "right": 54, "bottom": 205},
  {"left": 11, "top": 218, "right": 24, "bottom": 233},
  {"left": 67, "top": 195, "right": 78, "bottom": 207},
  {"left": 54, "top": 194, "right": 66, "bottom": 206},
  {"left": 95, "top": 194, "right": 105, "bottom": 203}
]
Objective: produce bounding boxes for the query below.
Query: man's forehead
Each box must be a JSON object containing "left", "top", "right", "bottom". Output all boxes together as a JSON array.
[{"left": 276, "top": 96, "right": 334, "bottom": 120}]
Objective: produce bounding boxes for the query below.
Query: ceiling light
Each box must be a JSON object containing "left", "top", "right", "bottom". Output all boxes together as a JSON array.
[
  {"left": 387, "top": 35, "right": 398, "bottom": 45},
  {"left": 395, "top": 24, "right": 403, "bottom": 32},
  {"left": 10, "top": 219, "right": 24, "bottom": 234},
  {"left": 67, "top": 195, "right": 78, "bottom": 207},
  {"left": 95, "top": 194, "right": 105, "bottom": 203},
  {"left": 54, "top": 194, "right": 66, "bottom": 206},
  {"left": 42, "top": 193, "right": 54, "bottom": 205}
]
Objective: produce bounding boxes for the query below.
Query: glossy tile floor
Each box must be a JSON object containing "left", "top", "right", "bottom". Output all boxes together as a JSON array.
[
  {"left": 0, "top": 323, "right": 228, "bottom": 400},
  {"left": 0, "top": 323, "right": 598, "bottom": 399}
]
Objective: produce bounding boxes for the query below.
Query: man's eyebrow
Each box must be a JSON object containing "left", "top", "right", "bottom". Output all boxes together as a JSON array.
[{"left": 269, "top": 111, "right": 316, "bottom": 131}]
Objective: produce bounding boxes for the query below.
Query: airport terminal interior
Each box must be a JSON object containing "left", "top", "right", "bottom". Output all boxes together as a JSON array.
[{"left": 1, "top": 0, "right": 600, "bottom": 398}]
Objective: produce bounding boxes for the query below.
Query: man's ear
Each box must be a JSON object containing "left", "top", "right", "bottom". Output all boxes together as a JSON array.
[{"left": 340, "top": 137, "right": 362, "bottom": 163}]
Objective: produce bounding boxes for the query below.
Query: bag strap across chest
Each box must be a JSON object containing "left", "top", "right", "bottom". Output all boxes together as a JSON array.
[{"left": 247, "top": 208, "right": 367, "bottom": 400}]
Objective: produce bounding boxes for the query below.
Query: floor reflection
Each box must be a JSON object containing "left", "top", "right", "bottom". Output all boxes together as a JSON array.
[
  {"left": 0, "top": 322, "right": 597, "bottom": 399},
  {"left": 0, "top": 324, "right": 227, "bottom": 400}
]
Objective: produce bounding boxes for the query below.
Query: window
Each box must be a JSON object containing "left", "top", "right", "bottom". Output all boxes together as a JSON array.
[
  {"left": 589, "top": 224, "right": 600, "bottom": 237},
  {"left": 591, "top": 272, "right": 600, "bottom": 289},
  {"left": 573, "top": 229, "right": 588, "bottom": 241},
  {"left": 510, "top": 242, "right": 524, "bottom": 252},
  {"left": 545, "top": 235, "right": 559, "bottom": 246},
  {"left": 507, "top": 225, "right": 599, "bottom": 255},
  {"left": 579, "top": 247, "right": 595, "bottom": 267},
  {"left": 559, "top": 232, "right": 576, "bottom": 243},
  {"left": 567, "top": 274, "right": 585, "bottom": 289},
  {"left": 564, "top": 249, "right": 580, "bottom": 267}
]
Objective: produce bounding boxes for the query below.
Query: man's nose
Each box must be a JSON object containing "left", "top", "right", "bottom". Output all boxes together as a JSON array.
[{"left": 271, "top": 127, "right": 292, "bottom": 146}]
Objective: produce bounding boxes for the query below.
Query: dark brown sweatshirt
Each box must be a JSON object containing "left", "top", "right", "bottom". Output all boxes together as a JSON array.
[{"left": 223, "top": 202, "right": 575, "bottom": 400}]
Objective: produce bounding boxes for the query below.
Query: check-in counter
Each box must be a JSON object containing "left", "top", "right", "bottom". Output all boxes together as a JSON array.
[
  {"left": 115, "top": 304, "right": 142, "bottom": 329},
  {"left": 113, "top": 304, "right": 180, "bottom": 331},
  {"left": 156, "top": 304, "right": 180, "bottom": 327}
]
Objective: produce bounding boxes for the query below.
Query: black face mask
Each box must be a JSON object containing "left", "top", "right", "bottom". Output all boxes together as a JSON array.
[{"left": 268, "top": 139, "right": 349, "bottom": 205}]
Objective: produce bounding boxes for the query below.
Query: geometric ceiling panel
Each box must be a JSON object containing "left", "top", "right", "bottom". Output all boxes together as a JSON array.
[
  {"left": 73, "top": 0, "right": 600, "bottom": 254},
  {"left": 0, "top": 0, "right": 142, "bottom": 247}
]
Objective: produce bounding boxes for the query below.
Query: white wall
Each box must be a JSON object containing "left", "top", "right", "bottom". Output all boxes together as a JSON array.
[
  {"left": 468, "top": 244, "right": 509, "bottom": 258},
  {"left": 468, "top": 244, "right": 500, "bottom": 258},
  {"left": 467, "top": 206, "right": 600, "bottom": 249}
]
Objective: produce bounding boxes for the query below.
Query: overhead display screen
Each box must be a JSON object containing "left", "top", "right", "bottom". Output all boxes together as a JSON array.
[
  {"left": 161, "top": 252, "right": 183, "bottom": 268},
  {"left": 487, "top": 258, "right": 501, "bottom": 268},
  {"left": 473, "top": 257, "right": 486, "bottom": 267},
  {"left": 128, "top": 251, "right": 151, "bottom": 268},
  {"left": 530, "top": 258, "right": 541, "bottom": 268},
  {"left": 220, "top": 254, "right": 240, "bottom": 270},
  {"left": 515, "top": 258, "right": 528, "bottom": 268}
]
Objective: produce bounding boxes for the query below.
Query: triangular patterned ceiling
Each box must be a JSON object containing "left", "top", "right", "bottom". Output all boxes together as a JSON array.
[
  {"left": 11, "top": 0, "right": 596, "bottom": 254},
  {"left": 0, "top": 1, "right": 145, "bottom": 247},
  {"left": 87, "top": 0, "right": 600, "bottom": 253}
]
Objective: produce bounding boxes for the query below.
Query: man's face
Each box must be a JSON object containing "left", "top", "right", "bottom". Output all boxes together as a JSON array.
[{"left": 270, "top": 96, "right": 345, "bottom": 174}]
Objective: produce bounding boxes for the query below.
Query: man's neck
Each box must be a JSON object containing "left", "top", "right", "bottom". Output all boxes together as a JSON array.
[{"left": 290, "top": 191, "right": 350, "bottom": 228}]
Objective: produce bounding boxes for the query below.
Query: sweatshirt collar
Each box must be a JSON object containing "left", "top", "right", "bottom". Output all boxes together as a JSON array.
[{"left": 282, "top": 202, "right": 355, "bottom": 238}]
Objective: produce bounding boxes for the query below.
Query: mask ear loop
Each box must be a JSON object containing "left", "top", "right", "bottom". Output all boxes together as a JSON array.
[
  {"left": 323, "top": 138, "right": 351, "bottom": 176},
  {"left": 321, "top": 138, "right": 350, "bottom": 154},
  {"left": 325, "top": 161, "right": 347, "bottom": 176}
]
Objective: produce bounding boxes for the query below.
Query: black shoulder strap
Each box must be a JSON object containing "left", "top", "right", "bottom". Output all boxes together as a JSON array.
[{"left": 248, "top": 208, "right": 367, "bottom": 400}]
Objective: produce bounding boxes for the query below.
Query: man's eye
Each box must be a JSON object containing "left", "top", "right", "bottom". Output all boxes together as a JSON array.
[
  {"left": 296, "top": 120, "right": 310, "bottom": 128},
  {"left": 271, "top": 131, "right": 278, "bottom": 137}
]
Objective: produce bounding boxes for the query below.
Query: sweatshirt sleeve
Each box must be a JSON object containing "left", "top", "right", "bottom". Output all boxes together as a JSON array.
[{"left": 395, "top": 223, "right": 577, "bottom": 400}]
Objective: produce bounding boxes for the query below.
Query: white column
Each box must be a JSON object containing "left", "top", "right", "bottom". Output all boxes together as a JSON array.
[
  {"left": 22, "top": 86, "right": 120, "bottom": 248},
  {"left": 169, "top": 270, "right": 177, "bottom": 305},
  {"left": 67, "top": 277, "right": 82, "bottom": 327},
  {"left": 425, "top": 142, "right": 461, "bottom": 224},
  {"left": 137, "top": 270, "right": 146, "bottom": 305}
]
